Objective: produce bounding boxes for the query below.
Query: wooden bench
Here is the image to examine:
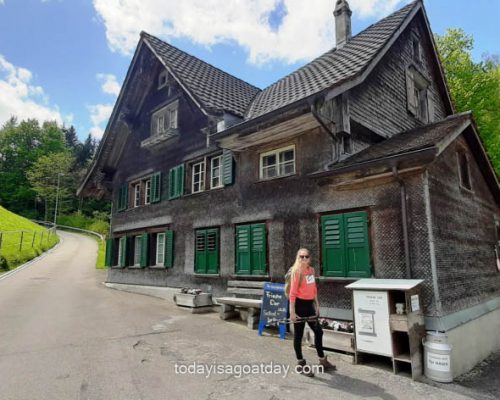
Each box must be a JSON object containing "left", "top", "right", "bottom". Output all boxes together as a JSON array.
[{"left": 215, "top": 280, "right": 265, "bottom": 329}]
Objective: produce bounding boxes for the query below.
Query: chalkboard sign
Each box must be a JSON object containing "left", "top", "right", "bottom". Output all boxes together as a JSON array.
[{"left": 258, "top": 282, "right": 288, "bottom": 340}]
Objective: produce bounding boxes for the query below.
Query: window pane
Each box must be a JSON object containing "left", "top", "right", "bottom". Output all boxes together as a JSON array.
[
  {"left": 134, "top": 236, "right": 141, "bottom": 265},
  {"left": 262, "top": 154, "right": 276, "bottom": 167},
  {"left": 211, "top": 156, "right": 222, "bottom": 188},
  {"left": 262, "top": 166, "right": 277, "bottom": 179},
  {"left": 156, "top": 233, "right": 165, "bottom": 265},
  {"left": 280, "top": 149, "right": 294, "bottom": 163}
]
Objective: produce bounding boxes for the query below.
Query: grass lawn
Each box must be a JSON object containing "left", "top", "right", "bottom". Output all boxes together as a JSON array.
[{"left": 0, "top": 206, "right": 59, "bottom": 271}]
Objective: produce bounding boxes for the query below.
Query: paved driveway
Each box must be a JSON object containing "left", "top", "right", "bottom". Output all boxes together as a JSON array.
[{"left": 0, "top": 231, "right": 489, "bottom": 400}]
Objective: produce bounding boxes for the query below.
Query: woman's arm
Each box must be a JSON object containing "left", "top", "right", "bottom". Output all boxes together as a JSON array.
[{"left": 289, "top": 271, "right": 301, "bottom": 321}]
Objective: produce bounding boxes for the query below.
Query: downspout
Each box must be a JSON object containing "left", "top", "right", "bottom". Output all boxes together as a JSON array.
[
  {"left": 423, "top": 169, "right": 443, "bottom": 316},
  {"left": 392, "top": 165, "right": 412, "bottom": 278}
]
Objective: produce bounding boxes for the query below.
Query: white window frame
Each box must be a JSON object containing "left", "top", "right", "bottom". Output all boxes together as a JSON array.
[
  {"left": 156, "top": 233, "right": 165, "bottom": 266},
  {"left": 117, "top": 236, "right": 126, "bottom": 267},
  {"left": 169, "top": 108, "right": 178, "bottom": 129},
  {"left": 134, "top": 236, "right": 142, "bottom": 266},
  {"left": 151, "top": 100, "right": 179, "bottom": 137},
  {"left": 259, "top": 145, "right": 296, "bottom": 180},
  {"left": 144, "top": 179, "right": 151, "bottom": 205},
  {"left": 192, "top": 160, "right": 205, "bottom": 193},
  {"left": 210, "top": 155, "right": 223, "bottom": 189},
  {"left": 134, "top": 183, "right": 141, "bottom": 208}
]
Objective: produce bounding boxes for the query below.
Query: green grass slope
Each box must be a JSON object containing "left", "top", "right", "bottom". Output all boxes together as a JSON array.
[{"left": 0, "top": 206, "right": 59, "bottom": 271}]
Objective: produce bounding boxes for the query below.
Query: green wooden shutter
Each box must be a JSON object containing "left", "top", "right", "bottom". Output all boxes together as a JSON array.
[
  {"left": 206, "top": 228, "right": 219, "bottom": 274},
  {"left": 250, "top": 224, "right": 267, "bottom": 274},
  {"left": 168, "top": 168, "right": 176, "bottom": 199},
  {"left": 140, "top": 233, "right": 149, "bottom": 267},
  {"left": 321, "top": 214, "right": 346, "bottom": 277},
  {"left": 118, "top": 185, "right": 128, "bottom": 211},
  {"left": 344, "top": 211, "right": 371, "bottom": 278},
  {"left": 176, "top": 164, "right": 184, "bottom": 197},
  {"left": 151, "top": 172, "right": 161, "bottom": 203},
  {"left": 236, "top": 225, "right": 251, "bottom": 274},
  {"left": 222, "top": 149, "right": 234, "bottom": 186},
  {"left": 164, "top": 230, "right": 174, "bottom": 268},
  {"left": 195, "top": 230, "right": 207, "bottom": 273},
  {"left": 119, "top": 237, "right": 128, "bottom": 267},
  {"left": 105, "top": 238, "right": 113, "bottom": 267}
]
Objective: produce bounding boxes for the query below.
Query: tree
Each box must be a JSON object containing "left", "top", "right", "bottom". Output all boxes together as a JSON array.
[
  {"left": 0, "top": 119, "right": 69, "bottom": 216},
  {"left": 435, "top": 29, "right": 500, "bottom": 174},
  {"left": 26, "top": 152, "right": 73, "bottom": 221}
]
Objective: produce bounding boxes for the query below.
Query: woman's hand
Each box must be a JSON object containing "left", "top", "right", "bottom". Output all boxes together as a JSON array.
[{"left": 290, "top": 312, "right": 297, "bottom": 322}]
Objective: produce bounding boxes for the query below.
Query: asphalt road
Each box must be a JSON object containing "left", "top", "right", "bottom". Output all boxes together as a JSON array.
[{"left": 0, "top": 231, "right": 489, "bottom": 400}]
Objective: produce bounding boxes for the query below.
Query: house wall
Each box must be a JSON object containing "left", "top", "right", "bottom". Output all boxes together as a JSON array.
[
  {"left": 109, "top": 124, "right": 438, "bottom": 319},
  {"left": 427, "top": 135, "right": 500, "bottom": 315},
  {"left": 350, "top": 17, "right": 448, "bottom": 137}
]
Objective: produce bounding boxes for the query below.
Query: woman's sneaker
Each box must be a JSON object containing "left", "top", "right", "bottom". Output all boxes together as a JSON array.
[
  {"left": 297, "top": 359, "right": 314, "bottom": 377},
  {"left": 318, "top": 355, "right": 337, "bottom": 371}
]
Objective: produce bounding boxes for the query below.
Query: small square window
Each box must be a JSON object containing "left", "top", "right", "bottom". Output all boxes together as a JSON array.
[
  {"left": 260, "top": 145, "right": 295, "bottom": 180},
  {"left": 158, "top": 71, "right": 168, "bottom": 89}
]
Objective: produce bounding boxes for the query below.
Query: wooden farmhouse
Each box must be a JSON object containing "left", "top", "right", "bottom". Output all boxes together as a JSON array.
[{"left": 78, "top": 0, "right": 500, "bottom": 377}]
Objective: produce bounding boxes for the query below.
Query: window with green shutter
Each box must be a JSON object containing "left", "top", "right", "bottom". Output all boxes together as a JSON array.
[
  {"left": 118, "top": 236, "right": 128, "bottom": 267},
  {"left": 140, "top": 233, "right": 149, "bottom": 267},
  {"left": 235, "top": 223, "right": 267, "bottom": 275},
  {"left": 117, "top": 184, "right": 128, "bottom": 211},
  {"left": 105, "top": 238, "right": 113, "bottom": 267},
  {"left": 321, "top": 211, "right": 371, "bottom": 278},
  {"left": 151, "top": 172, "right": 161, "bottom": 203},
  {"left": 169, "top": 164, "right": 184, "bottom": 199},
  {"left": 222, "top": 149, "right": 234, "bottom": 186},
  {"left": 195, "top": 228, "right": 219, "bottom": 274},
  {"left": 164, "top": 230, "right": 174, "bottom": 268}
]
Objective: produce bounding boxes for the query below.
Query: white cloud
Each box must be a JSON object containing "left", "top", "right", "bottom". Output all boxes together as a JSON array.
[
  {"left": 87, "top": 103, "right": 113, "bottom": 139},
  {"left": 93, "top": 0, "right": 410, "bottom": 64},
  {"left": 97, "top": 73, "right": 121, "bottom": 97},
  {"left": 0, "top": 54, "right": 64, "bottom": 126}
]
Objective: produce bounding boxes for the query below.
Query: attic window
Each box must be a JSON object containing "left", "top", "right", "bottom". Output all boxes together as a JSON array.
[
  {"left": 151, "top": 100, "right": 179, "bottom": 137},
  {"left": 406, "top": 66, "right": 432, "bottom": 123},
  {"left": 457, "top": 150, "right": 472, "bottom": 191},
  {"left": 158, "top": 71, "right": 168, "bottom": 89},
  {"left": 412, "top": 37, "right": 422, "bottom": 64}
]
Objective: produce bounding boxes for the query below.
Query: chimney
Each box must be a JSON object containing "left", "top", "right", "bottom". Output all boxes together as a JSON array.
[{"left": 334, "top": 0, "right": 352, "bottom": 48}]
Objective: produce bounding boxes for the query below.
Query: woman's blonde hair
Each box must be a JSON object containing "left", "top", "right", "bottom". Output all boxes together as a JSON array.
[{"left": 290, "top": 248, "right": 310, "bottom": 280}]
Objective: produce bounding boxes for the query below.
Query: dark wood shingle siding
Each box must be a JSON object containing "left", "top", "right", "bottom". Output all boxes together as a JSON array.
[
  {"left": 350, "top": 18, "right": 447, "bottom": 138},
  {"left": 428, "top": 136, "right": 499, "bottom": 314}
]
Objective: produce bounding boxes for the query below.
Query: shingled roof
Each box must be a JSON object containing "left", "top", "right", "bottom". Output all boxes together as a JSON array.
[
  {"left": 329, "top": 113, "right": 473, "bottom": 170},
  {"left": 245, "top": 1, "right": 418, "bottom": 119},
  {"left": 142, "top": 32, "right": 261, "bottom": 118}
]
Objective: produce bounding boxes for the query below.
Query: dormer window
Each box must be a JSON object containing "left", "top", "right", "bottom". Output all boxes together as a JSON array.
[
  {"left": 158, "top": 70, "right": 168, "bottom": 89},
  {"left": 151, "top": 100, "right": 179, "bottom": 137}
]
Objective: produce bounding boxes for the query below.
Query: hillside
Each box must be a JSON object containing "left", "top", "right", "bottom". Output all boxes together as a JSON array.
[{"left": 0, "top": 206, "right": 59, "bottom": 271}]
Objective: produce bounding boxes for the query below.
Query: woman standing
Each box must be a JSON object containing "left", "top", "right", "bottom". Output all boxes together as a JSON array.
[{"left": 289, "top": 248, "right": 336, "bottom": 376}]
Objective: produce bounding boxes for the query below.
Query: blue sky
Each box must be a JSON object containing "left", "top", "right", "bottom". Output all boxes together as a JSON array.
[{"left": 0, "top": 0, "right": 498, "bottom": 141}]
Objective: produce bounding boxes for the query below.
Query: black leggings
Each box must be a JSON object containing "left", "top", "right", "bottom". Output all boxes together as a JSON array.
[{"left": 293, "top": 298, "right": 324, "bottom": 360}]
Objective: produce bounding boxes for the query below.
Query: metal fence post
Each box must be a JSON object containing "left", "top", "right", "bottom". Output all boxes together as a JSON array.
[
  {"left": 0, "top": 232, "right": 3, "bottom": 254},
  {"left": 19, "top": 231, "right": 24, "bottom": 252},
  {"left": 32, "top": 232, "right": 36, "bottom": 248}
]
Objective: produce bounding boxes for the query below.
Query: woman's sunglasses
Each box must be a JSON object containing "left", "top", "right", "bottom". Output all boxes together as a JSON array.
[{"left": 299, "top": 255, "right": 310, "bottom": 259}]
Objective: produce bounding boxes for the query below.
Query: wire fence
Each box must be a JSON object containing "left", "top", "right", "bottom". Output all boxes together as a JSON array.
[{"left": 0, "top": 227, "right": 57, "bottom": 257}]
